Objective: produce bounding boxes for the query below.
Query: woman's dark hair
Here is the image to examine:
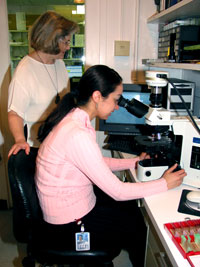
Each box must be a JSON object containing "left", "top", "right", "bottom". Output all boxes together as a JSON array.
[
  {"left": 30, "top": 11, "right": 79, "bottom": 54},
  {"left": 38, "top": 65, "right": 122, "bottom": 142}
]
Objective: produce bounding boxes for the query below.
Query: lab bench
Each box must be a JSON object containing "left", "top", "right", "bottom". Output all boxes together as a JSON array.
[{"left": 115, "top": 151, "right": 200, "bottom": 267}]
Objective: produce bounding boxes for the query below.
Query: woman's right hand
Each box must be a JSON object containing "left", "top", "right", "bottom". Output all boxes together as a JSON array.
[
  {"left": 8, "top": 140, "right": 30, "bottom": 158},
  {"left": 8, "top": 111, "right": 30, "bottom": 157},
  {"left": 162, "top": 164, "right": 187, "bottom": 190}
]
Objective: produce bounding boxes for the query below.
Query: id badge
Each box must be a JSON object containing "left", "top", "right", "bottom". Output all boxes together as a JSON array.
[{"left": 75, "top": 232, "right": 90, "bottom": 251}]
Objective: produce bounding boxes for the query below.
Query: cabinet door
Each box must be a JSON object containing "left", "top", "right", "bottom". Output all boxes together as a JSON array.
[{"left": 146, "top": 218, "right": 173, "bottom": 267}]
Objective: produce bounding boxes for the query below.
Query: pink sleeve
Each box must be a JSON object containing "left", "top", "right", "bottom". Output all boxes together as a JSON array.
[
  {"left": 103, "top": 156, "right": 139, "bottom": 171},
  {"left": 69, "top": 130, "right": 168, "bottom": 201}
]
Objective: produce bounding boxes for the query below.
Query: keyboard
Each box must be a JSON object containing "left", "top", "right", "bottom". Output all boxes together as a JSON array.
[{"left": 103, "top": 135, "right": 139, "bottom": 154}]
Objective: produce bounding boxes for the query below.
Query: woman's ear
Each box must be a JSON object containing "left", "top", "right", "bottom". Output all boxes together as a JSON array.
[{"left": 92, "top": 90, "right": 102, "bottom": 104}]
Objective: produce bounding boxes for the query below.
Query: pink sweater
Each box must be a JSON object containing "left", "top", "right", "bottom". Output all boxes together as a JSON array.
[{"left": 35, "top": 108, "right": 168, "bottom": 224}]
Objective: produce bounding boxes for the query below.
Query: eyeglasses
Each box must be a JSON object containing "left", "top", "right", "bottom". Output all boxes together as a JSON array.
[{"left": 60, "top": 39, "right": 71, "bottom": 46}]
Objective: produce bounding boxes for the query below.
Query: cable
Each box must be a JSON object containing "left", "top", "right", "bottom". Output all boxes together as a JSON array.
[{"left": 166, "top": 78, "right": 200, "bottom": 135}]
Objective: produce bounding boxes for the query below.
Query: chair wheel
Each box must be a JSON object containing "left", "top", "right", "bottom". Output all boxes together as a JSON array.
[{"left": 22, "top": 256, "right": 36, "bottom": 267}]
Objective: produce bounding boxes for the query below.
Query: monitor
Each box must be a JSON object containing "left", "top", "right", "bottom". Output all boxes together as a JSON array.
[
  {"left": 98, "top": 84, "right": 150, "bottom": 135},
  {"left": 67, "top": 66, "right": 83, "bottom": 78}
]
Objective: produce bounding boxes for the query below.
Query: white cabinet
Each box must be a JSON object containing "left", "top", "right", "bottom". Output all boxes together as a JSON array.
[{"left": 144, "top": 208, "right": 173, "bottom": 267}]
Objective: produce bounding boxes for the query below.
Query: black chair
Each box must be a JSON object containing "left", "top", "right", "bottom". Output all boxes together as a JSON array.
[{"left": 8, "top": 149, "right": 120, "bottom": 267}]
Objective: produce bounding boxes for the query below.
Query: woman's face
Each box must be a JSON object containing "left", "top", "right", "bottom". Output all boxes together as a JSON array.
[
  {"left": 56, "top": 35, "right": 71, "bottom": 59},
  {"left": 98, "top": 83, "right": 123, "bottom": 120}
]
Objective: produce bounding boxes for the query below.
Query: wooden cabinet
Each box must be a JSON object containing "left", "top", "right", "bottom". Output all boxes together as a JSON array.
[{"left": 146, "top": 0, "right": 200, "bottom": 71}]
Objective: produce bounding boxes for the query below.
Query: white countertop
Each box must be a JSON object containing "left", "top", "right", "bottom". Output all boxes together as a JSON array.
[{"left": 119, "top": 152, "right": 200, "bottom": 267}]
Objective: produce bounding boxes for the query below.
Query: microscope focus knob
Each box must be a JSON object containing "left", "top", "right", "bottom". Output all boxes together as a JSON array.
[{"left": 145, "top": 171, "right": 151, "bottom": 177}]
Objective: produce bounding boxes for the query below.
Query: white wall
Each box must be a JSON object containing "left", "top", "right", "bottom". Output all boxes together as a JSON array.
[
  {"left": 85, "top": 0, "right": 157, "bottom": 156},
  {"left": 0, "top": 0, "right": 12, "bottom": 206},
  {"left": 183, "top": 70, "right": 200, "bottom": 117},
  {"left": 85, "top": 0, "right": 157, "bottom": 83}
]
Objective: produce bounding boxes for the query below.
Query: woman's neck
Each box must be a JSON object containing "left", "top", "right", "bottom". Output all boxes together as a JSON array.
[
  {"left": 79, "top": 102, "right": 97, "bottom": 121},
  {"left": 30, "top": 51, "right": 55, "bottom": 64}
]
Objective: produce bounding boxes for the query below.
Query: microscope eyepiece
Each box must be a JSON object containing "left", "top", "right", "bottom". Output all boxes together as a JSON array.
[{"left": 118, "top": 95, "right": 149, "bottom": 118}]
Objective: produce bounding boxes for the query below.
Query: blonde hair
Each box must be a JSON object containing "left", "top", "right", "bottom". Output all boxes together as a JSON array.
[{"left": 30, "top": 11, "right": 79, "bottom": 54}]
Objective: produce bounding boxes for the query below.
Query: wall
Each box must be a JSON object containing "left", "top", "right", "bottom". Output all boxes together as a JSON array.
[
  {"left": 183, "top": 70, "right": 200, "bottom": 117},
  {"left": 85, "top": 0, "right": 157, "bottom": 83},
  {"left": 85, "top": 0, "right": 157, "bottom": 156},
  {"left": 0, "top": 0, "right": 12, "bottom": 207}
]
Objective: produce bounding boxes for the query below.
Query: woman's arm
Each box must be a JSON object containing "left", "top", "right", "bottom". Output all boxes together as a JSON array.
[
  {"left": 103, "top": 152, "right": 150, "bottom": 172},
  {"left": 103, "top": 156, "right": 139, "bottom": 171},
  {"left": 68, "top": 131, "right": 170, "bottom": 200},
  {"left": 8, "top": 111, "right": 30, "bottom": 157}
]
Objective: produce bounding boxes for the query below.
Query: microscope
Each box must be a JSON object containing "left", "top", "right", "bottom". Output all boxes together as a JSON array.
[{"left": 119, "top": 71, "right": 200, "bottom": 188}]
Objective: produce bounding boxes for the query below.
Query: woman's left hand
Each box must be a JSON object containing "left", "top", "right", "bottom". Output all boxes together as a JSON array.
[{"left": 139, "top": 152, "right": 150, "bottom": 161}]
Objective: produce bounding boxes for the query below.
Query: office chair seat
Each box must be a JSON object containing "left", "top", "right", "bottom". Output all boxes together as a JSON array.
[{"left": 8, "top": 149, "right": 120, "bottom": 267}]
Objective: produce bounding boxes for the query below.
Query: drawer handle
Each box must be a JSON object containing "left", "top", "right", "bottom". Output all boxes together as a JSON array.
[{"left": 156, "top": 252, "right": 168, "bottom": 267}]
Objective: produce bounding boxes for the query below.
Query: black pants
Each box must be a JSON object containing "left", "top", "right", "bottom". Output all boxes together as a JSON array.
[
  {"left": 42, "top": 186, "right": 147, "bottom": 267},
  {"left": 85, "top": 186, "right": 147, "bottom": 267}
]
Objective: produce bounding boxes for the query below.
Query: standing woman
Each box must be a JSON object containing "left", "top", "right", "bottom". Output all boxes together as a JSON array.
[
  {"left": 8, "top": 11, "right": 79, "bottom": 157},
  {"left": 35, "top": 65, "right": 186, "bottom": 267}
]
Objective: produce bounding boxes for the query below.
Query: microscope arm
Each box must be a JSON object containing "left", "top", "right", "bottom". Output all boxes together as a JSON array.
[{"left": 145, "top": 106, "right": 172, "bottom": 126}]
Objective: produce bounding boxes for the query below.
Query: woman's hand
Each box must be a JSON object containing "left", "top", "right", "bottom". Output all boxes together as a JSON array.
[
  {"left": 8, "top": 111, "right": 30, "bottom": 158},
  {"left": 139, "top": 152, "right": 150, "bottom": 161},
  {"left": 8, "top": 140, "right": 30, "bottom": 158},
  {"left": 162, "top": 164, "right": 186, "bottom": 190}
]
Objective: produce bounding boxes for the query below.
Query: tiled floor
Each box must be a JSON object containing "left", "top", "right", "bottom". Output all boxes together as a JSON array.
[
  {"left": 0, "top": 210, "right": 26, "bottom": 267},
  {"left": 0, "top": 209, "right": 132, "bottom": 267}
]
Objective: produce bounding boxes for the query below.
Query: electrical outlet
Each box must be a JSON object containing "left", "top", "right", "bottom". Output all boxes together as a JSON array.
[{"left": 114, "top": 41, "right": 130, "bottom": 56}]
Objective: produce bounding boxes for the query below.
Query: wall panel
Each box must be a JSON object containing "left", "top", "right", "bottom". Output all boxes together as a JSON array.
[{"left": 0, "top": 0, "right": 13, "bottom": 207}]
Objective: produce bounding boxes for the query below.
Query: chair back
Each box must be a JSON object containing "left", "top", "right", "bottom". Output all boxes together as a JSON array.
[{"left": 8, "top": 148, "right": 42, "bottom": 243}]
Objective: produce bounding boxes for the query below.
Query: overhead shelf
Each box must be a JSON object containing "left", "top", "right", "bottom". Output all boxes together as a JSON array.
[
  {"left": 145, "top": 62, "right": 200, "bottom": 71},
  {"left": 147, "top": 0, "right": 200, "bottom": 24}
]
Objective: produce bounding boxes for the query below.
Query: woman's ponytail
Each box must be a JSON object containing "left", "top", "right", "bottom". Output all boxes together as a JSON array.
[{"left": 38, "top": 92, "right": 76, "bottom": 142}]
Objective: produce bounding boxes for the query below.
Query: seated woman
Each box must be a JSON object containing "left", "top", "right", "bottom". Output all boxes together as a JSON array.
[{"left": 35, "top": 65, "right": 186, "bottom": 267}]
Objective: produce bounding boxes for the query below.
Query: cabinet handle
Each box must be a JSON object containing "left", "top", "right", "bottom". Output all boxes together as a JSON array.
[
  {"left": 137, "top": 198, "right": 143, "bottom": 208},
  {"left": 156, "top": 252, "right": 168, "bottom": 267},
  {"left": 122, "top": 173, "right": 126, "bottom": 182}
]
